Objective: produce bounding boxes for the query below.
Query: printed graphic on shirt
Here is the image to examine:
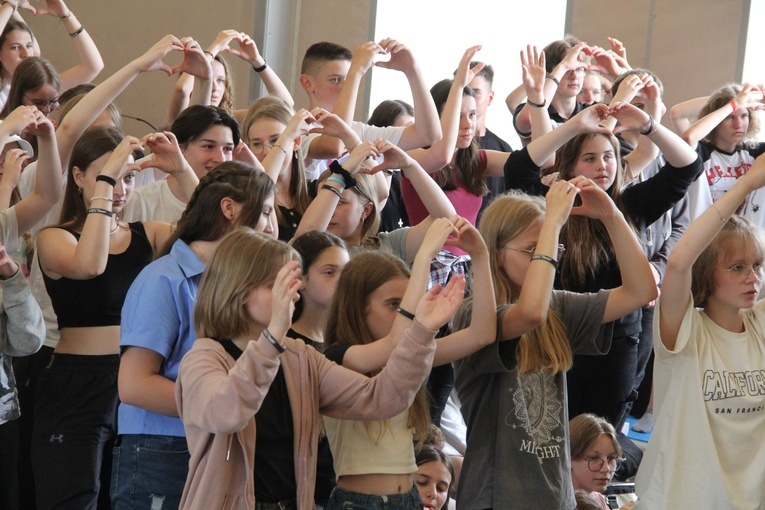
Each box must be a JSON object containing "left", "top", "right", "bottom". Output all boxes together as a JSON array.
[
  {"left": 508, "top": 372, "right": 565, "bottom": 460},
  {"left": 706, "top": 161, "right": 760, "bottom": 215},
  {"left": 703, "top": 366, "right": 765, "bottom": 417}
]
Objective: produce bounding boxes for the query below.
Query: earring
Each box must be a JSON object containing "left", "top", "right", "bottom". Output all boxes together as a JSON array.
[{"left": 77, "top": 187, "right": 82, "bottom": 195}]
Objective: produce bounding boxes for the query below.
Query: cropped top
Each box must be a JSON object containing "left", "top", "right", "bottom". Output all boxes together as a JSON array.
[{"left": 42, "top": 222, "right": 154, "bottom": 329}]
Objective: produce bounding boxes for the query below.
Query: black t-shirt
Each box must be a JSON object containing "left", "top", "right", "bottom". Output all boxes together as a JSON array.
[
  {"left": 477, "top": 128, "right": 513, "bottom": 219},
  {"left": 219, "top": 339, "right": 296, "bottom": 503}
]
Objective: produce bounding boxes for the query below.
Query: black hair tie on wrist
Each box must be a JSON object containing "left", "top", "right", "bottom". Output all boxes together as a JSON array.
[
  {"left": 95, "top": 175, "right": 117, "bottom": 187},
  {"left": 397, "top": 307, "right": 416, "bottom": 321},
  {"left": 329, "top": 160, "right": 357, "bottom": 189}
]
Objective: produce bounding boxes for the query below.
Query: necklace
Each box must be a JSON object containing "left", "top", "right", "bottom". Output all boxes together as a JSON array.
[{"left": 110, "top": 222, "right": 120, "bottom": 236}]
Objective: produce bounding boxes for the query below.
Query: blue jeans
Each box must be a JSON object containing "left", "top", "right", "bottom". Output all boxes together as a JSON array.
[
  {"left": 326, "top": 485, "right": 421, "bottom": 510},
  {"left": 110, "top": 434, "right": 190, "bottom": 510}
]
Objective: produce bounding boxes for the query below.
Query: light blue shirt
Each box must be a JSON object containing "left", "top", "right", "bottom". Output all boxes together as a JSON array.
[{"left": 118, "top": 239, "right": 205, "bottom": 437}]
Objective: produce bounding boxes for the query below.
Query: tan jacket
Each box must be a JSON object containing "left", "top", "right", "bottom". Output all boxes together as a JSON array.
[{"left": 175, "top": 320, "right": 437, "bottom": 509}]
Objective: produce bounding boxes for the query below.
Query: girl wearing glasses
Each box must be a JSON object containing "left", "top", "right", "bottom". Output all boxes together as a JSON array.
[
  {"left": 570, "top": 413, "right": 626, "bottom": 510},
  {"left": 0, "top": 0, "right": 103, "bottom": 112},
  {"left": 635, "top": 154, "right": 765, "bottom": 508},
  {"left": 452, "top": 181, "right": 656, "bottom": 509},
  {"left": 506, "top": 53, "right": 702, "bottom": 432}
]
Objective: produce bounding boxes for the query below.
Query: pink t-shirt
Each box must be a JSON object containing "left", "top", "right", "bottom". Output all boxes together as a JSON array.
[{"left": 401, "top": 150, "right": 487, "bottom": 255}]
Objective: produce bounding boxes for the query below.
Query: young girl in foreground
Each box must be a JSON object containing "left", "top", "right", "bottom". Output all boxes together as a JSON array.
[
  {"left": 175, "top": 228, "right": 458, "bottom": 509},
  {"left": 454, "top": 182, "right": 657, "bottom": 510},
  {"left": 635, "top": 154, "right": 765, "bottom": 508},
  {"left": 322, "top": 216, "right": 494, "bottom": 510},
  {"left": 570, "top": 414, "right": 625, "bottom": 510}
]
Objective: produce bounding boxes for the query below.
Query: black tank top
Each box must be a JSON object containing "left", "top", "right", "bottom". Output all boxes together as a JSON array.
[{"left": 42, "top": 222, "right": 154, "bottom": 329}]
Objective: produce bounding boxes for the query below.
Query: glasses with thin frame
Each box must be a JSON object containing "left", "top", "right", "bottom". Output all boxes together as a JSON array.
[
  {"left": 722, "top": 263, "right": 764, "bottom": 281},
  {"left": 25, "top": 94, "right": 59, "bottom": 111},
  {"left": 503, "top": 243, "right": 566, "bottom": 261},
  {"left": 247, "top": 139, "right": 279, "bottom": 155},
  {"left": 583, "top": 455, "right": 624, "bottom": 472}
]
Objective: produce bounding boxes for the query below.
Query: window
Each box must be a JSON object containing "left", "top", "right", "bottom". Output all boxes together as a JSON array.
[{"left": 370, "top": 0, "right": 567, "bottom": 148}]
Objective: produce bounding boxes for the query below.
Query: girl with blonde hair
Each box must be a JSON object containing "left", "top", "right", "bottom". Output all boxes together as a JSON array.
[{"left": 453, "top": 177, "right": 657, "bottom": 509}]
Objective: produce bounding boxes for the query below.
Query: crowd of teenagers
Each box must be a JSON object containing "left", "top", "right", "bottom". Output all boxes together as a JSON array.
[{"left": 0, "top": 1, "right": 765, "bottom": 509}]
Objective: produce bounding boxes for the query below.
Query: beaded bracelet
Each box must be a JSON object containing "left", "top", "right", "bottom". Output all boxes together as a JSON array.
[
  {"left": 262, "top": 328, "right": 285, "bottom": 353},
  {"left": 87, "top": 207, "right": 113, "bottom": 217},
  {"left": 530, "top": 253, "right": 558, "bottom": 269}
]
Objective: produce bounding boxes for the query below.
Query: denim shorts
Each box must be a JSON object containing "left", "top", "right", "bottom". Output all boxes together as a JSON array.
[
  {"left": 326, "top": 484, "right": 421, "bottom": 510},
  {"left": 110, "top": 433, "right": 190, "bottom": 509}
]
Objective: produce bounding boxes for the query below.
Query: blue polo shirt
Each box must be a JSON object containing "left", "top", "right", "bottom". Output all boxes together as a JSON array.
[{"left": 118, "top": 239, "right": 205, "bottom": 437}]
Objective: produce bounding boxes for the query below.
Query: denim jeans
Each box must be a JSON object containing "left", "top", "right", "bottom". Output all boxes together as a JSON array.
[
  {"left": 326, "top": 485, "right": 421, "bottom": 510},
  {"left": 110, "top": 434, "right": 190, "bottom": 510}
]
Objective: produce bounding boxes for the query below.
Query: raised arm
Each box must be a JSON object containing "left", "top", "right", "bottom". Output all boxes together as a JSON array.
[
  {"left": 515, "top": 42, "right": 589, "bottom": 135},
  {"left": 35, "top": 0, "right": 104, "bottom": 90},
  {"left": 375, "top": 38, "right": 440, "bottom": 149},
  {"left": 259, "top": 108, "right": 316, "bottom": 183},
  {"left": 224, "top": 31, "right": 294, "bottom": 108},
  {"left": 292, "top": 141, "right": 378, "bottom": 238},
  {"left": 12, "top": 110, "right": 62, "bottom": 233},
  {"left": 337, "top": 218, "right": 459, "bottom": 374},
  {"left": 332, "top": 40, "right": 385, "bottom": 126},
  {"left": 505, "top": 83, "right": 527, "bottom": 114},
  {"left": 36, "top": 137, "right": 139, "bottom": 280},
  {"left": 57, "top": 35, "right": 184, "bottom": 169},
  {"left": 570, "top": 178, "right": 658, "bottom": 322},
  {"left": 660, "top": 153, "right": 765, "bottom": 350},
  {"left": 371, "top": 140, "right": 457, "bottom": 262},
  {"left": 429, "top": 217, "right": 496, "bottom": 364},
  {"left": 669, "top": 96, "right": 708, "bottom": 135},
  {"left": 611, "top": 102, "right": 698, "bottom": 168},
  {"left": 526, "top": 103, "right": 612, "bottom": 167},
  {"left": 138, "top": 131, "right": 198, "bottom": 203},
  {"left": 409, "top": 45, "right": 483, "bottom": 173},
  {"left": 300, "top": 107, "right": 360, "bottom": 165},
  {"left": 682, "top": 84, "right": 761, "bottom": 149},
  {"left": 501, "top": 180, "right": 577, "bottom": 338},
  {"left": 165, "top": 37, "right": 215, "bottom": 125}
]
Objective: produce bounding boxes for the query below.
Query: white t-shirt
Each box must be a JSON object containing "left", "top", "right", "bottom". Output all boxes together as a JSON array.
[
  {"left": 0, "top": 83, "right": 10, "bottom": 113},
  {"left": 300, "top": 121, "right": 405, "bottom": 181},
  {"left": 121, "top": 179, "right": 185, "bottom": 224},
  {"left": 636, "top": 296, "right": 765, "bottom": 509}
]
